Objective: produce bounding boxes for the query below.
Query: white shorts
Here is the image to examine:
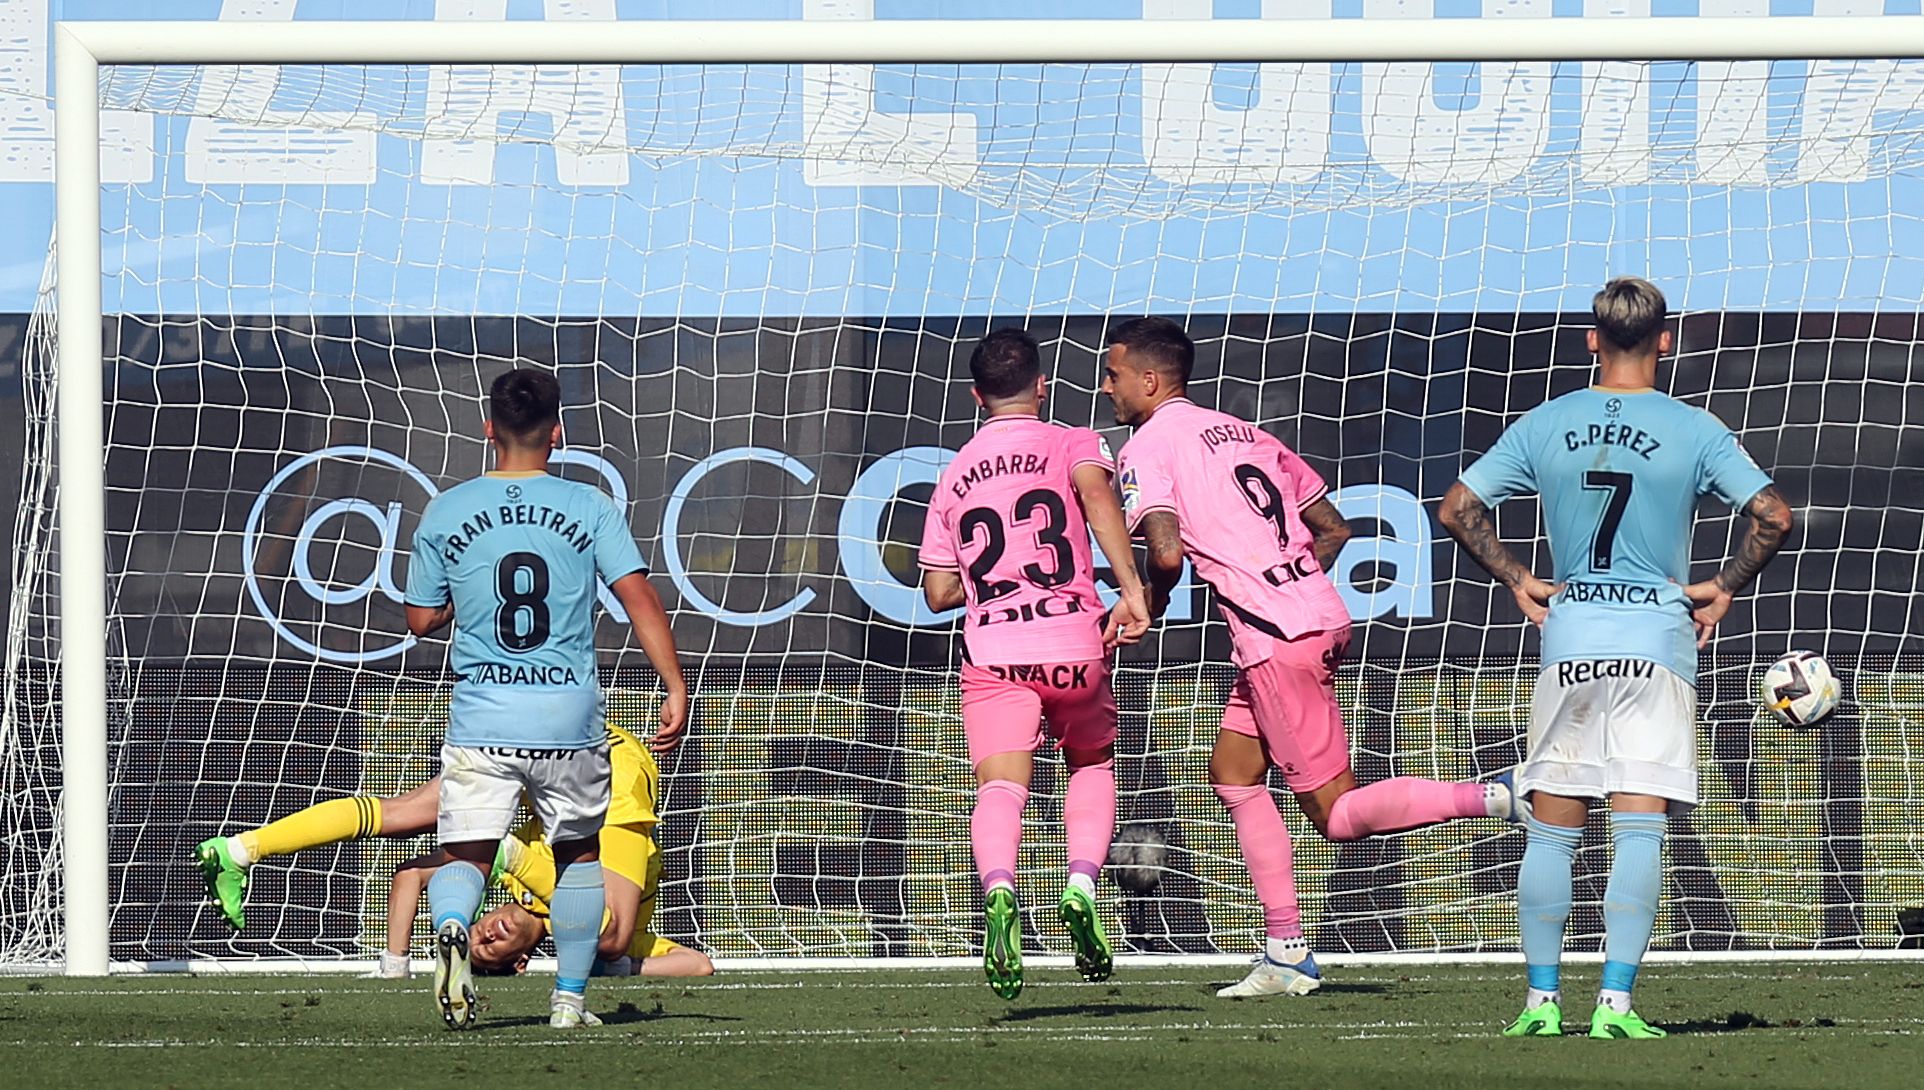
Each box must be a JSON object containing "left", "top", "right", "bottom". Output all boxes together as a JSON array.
[
  {"left": 437, "top": 741, "right": 612, "bottom": 846},
  {"left": 1519, "top": 659, "right": 1699, "bottom": 808}
]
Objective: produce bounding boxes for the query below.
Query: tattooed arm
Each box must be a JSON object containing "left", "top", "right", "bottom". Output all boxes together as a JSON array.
[
  {"left": 1140, "top": 510, "right": 1185, "bottom": 621},
  {"left": 1438, "top": 481, "right": 1558, "bottom": 626},
  {"left": 1682, "top": 485, "right": 1794, "bottom": 647},
  {"left": 1299, "top": 497, "right": 1352, "bottom": 572}
]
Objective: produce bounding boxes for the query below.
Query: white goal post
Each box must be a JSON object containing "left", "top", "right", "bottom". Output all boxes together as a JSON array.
[{"left": 46, "top": 15, "right": 1924, "bottom": 976}]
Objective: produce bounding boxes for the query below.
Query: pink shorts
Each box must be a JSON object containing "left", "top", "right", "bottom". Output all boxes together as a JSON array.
[
  {"left": 960, "top": 659, "right": 1117, "bottom": 767},
  {"left": 1218, "top": 626, "right": 1353, "bottom": 793}
]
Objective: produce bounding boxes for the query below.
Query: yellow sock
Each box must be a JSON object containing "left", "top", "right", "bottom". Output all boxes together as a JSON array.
[{"left": 237, "top": 797, "right": 383, "bottom": 864}]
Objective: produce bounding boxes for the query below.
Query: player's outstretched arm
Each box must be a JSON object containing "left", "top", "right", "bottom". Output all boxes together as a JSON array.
[
  {"left": 1300, "top": 497, "right": 1353, "bottom": 572},
  {"left": 1072, "top": 463, "right": 1151, "bottom": 646},
  {"left": 383, "top": 851, "right": 446, "bottom": 973},
  {"left": 921, "top": 569, "right": 966, "bottom": 613},
  {"left": 1682, "top": 485, "right": 1795, "bottom": 647},
  {"left": 1438, "top": 482, "right": 1558, "bottom": 626},
  {"left": 609, "top": 572, "right": 691, "bottom": 754},
  {"left": 1139, "top": 510, "right": 1185, "bottom": 621}
]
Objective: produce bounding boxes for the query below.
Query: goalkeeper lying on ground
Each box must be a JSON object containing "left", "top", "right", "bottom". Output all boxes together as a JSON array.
[{"left": 196, "top": 723, "right": 712, "bottom": 978}]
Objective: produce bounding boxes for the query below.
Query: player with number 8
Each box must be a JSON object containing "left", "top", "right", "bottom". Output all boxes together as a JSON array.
[
  {"left": 1103, "top": 318, "right": 1520, "bottom": 1000},
  {"left": 402, "top": 367, "right": 689, "bottom": 1030}
]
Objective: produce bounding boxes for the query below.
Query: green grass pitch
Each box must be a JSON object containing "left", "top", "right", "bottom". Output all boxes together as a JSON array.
[{"left": 2, "top": 964, "right": 1918, "bottom": 1089}]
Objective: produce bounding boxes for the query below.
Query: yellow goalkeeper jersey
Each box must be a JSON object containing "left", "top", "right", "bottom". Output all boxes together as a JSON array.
[
  {"left": 500, "top": 722, "right": 659, "bottom": 878},
  {"left": 602, "top": 723, "right": 661, "bottom": 829},
  {"left": 495, "top": 723, "right": 677, "bottom": 958}
]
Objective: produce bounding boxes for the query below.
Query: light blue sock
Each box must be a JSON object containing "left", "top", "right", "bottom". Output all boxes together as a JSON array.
[
  {"left": 1601, "top": 811, "right": 1667, "bottom": 1005},
  {"left": 1519, "top": 815, "right": 1582, "bottom": 999},
  {"left": 427, "top": 860, "right": 488, "bottom": 932},
  {"left": 550, "top": 861, "right": 605, "bottom": 997}
]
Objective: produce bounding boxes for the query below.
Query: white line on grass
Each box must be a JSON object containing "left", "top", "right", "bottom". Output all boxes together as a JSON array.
[{"left": 11, "top": 1015, "right": 1913, "bottom": 1051}]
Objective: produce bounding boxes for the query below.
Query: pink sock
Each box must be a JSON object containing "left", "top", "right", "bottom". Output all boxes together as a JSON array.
[
  {"left": 1213, "top": 783, "right": 1302, "bottom": 940},
  {"left": 972, "top": 780, "right": 1028, "bottom": 891},
  {"left": 1325, "top": 778, "right": 1486, "bottom": 841},
  {"left": 1063, "top": 760, "right": 1116, "bottom": 885}
]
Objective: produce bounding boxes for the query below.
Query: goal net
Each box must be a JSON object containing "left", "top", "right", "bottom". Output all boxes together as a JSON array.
[{"left": 6, "top": 26, "right": 1924, "bottom": 968}]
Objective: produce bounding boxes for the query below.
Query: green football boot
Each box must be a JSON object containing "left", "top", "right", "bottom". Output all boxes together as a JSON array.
[
  {"left": 1058, "top": 884, "right": 1113, "bottom": 983},
  {"left": 1590, "top": 1006, "right": 1667, "bottom": 1039},
  {"left": 194, "top": 837, "right": 248, "bottom": 931},
  {"left": 982, "top": 886, "right": 1023, "bottom": 1000},
  {"left": 1502, "top": 1000, "right": 1564, "bottom": 1037}
]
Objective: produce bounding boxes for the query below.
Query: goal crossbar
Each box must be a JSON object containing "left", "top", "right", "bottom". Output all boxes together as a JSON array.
[
  {"left": 50, "top": 14, "right": 1924, "bottom": 976},
  {"left": 55, "top": 17, "right": 1924, "bottom": 65}
]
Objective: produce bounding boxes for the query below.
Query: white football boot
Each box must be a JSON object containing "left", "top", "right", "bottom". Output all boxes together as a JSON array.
[
  {"left": 1216, "top": 954, "right": 1322, "bottom": 998},
  {"left": 549, "top": 990, "right": 604, "bottom": 1029}
]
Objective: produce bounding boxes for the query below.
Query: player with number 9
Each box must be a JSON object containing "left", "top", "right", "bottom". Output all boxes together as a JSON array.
[{"left": 1103, "top": 318, "right": 1519, "bottom": 1002}]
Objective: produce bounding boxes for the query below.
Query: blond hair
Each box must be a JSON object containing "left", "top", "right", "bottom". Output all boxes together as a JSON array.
[{"left": 1591, "top": 277, "right": 1667, "bottom": 352}]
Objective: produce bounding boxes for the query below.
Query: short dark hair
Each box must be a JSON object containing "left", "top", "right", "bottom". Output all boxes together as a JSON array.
[
  {"left": 1592, "top": 277, "right": 1668, "bottom": 352},
  {"left": 489, "top": 367, "right": 561, "bottom": 446},
  {"left": 1106, "top": 317, "right": 1194, "bottom": 385},
  {"left": 472, "top": 956, "right": 524, "bottom": 977},
  {"left": 969, "top": 328, "right": 1042, "bottom": 400}
]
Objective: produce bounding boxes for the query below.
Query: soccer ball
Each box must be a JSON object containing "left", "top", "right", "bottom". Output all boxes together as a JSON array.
[{"left": 1760, "top": 651, "right": 1841, "bottom": 729}]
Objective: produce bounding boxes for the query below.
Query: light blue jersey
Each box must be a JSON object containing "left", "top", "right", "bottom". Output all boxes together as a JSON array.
[
  {"left": 405, "top": 472, "right": 648, "bottom": 749},
  {"left": 1460, "top": 388, "right": 1774, "bottom": 683}
]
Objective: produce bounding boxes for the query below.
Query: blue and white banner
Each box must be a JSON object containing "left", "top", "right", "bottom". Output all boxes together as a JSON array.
[
  {"left": 5, "top": 1, "right": 1924, "bottom": 315},
  {"left": 82, "top": 312, "right": 1900, "bottom": 668}
]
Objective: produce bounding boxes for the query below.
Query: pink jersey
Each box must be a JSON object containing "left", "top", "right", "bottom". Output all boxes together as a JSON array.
[
  {"left": 1117, "top": 398, "right": 1350, "bottom": 667},
  {"left": 919, "top": 415, "right": 1115, "bottom": 666}
]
